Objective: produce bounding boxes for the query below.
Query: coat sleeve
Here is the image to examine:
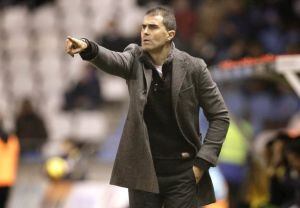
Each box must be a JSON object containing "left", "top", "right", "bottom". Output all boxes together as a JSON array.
[
  {"left": 80, "top": 39, "right": 137, "bottom": 79},
  {"left": 195, "top": 59, "right": 230, "bottom": 166}
]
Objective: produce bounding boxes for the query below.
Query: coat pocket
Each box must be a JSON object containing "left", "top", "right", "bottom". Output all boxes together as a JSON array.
[{"left": 180, "top": 84, "right": 194, "bottom": 94}]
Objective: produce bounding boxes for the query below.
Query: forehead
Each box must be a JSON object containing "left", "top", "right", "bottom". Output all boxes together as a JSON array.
[{"left": 143, "top": 14, "right": 164, "bottom": 26}]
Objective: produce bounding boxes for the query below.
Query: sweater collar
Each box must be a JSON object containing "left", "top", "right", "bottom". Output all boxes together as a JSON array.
[{"left": 139, "top": 42, "right": 175, "bottom": 69}]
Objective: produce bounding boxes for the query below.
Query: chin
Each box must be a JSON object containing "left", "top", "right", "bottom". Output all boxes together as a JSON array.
[
  {"left": 142, "top": 45, "right": 156, "bottom": 52},
  {"left": 142, "top": 46, "right": 150, "bottom": 51}
]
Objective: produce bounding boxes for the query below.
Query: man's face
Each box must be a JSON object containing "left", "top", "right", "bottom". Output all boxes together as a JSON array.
[{"left": 141, "top": 14, "right": 172, "bottom": 52}]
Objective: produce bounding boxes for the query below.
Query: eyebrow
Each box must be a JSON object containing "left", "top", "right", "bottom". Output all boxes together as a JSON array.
[{"left": 142, "top": 23, "right": 159, "bottom": 27}]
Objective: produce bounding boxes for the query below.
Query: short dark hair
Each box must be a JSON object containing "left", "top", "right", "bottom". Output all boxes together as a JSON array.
[{"left": 145, "top": 6, "right": 177, "bottom": 31}]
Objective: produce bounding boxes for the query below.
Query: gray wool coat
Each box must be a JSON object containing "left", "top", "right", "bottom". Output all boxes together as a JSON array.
[{"left": 85, "top": 42, "right": 230, "bottom": 205}]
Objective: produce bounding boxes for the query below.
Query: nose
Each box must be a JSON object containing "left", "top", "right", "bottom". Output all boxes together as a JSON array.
[{"left": 143, "top": 27, "right": 149, "bottom": 36}]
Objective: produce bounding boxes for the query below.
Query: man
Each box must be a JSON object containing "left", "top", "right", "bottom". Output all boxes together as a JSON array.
[
  {"left": 65, "top": 6, "right": 229, "bottom": 208},
  {"left": 0, "top": 135, "right": 20, "bottom": 208}
]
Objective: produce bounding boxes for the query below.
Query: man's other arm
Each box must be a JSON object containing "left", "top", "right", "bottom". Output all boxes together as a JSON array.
[{"left": 195, "top": 59, "right": 230, "bottom": 166}]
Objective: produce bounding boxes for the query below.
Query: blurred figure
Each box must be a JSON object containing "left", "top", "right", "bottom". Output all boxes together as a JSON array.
[
  {"left": 15, "top": 98, "right": 48, "bottom": 153},
  {"left": 283, "top": 135, "right": 300, "bottom": 207},
  {"left": 0, "top": 0, "right": 55, "bottom": 9},
  {"left": 0, "top": 114, "right": 8, "bottom": 141},
  {"left": 97, "top": 19, "right": 140, "bottom": 52},
  {"left": 42, "top": 139, "right": 81, "bottom": 208},
  {"left": 239, "top": 156, "right": 270, "bottom": 208},
  {"left": 0, "top": 135, "right": 20, "bottom": 208},
  {"left": 217, "top": 118, "right": 250, "bottom": 208},
  {"left": 136, "top": 0, "right": 168, "bottom": 7},
  {"left": 264, "top": 131, "right": 299, "bottom": 207},
  {"left": 42, "top": 139, "right": 97, "bottom": 207},
  {"left": 63, "top": 65, "right": 104, "bottom": 111},
  {"left": 172, "top": 0, "right": 198, "bottom": 44},
  {"left": 45, "top": 139, "right": 88, "bottom": 181}
]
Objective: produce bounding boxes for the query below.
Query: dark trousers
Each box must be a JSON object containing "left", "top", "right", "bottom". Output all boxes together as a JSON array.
[
  {"left": 0, "top": 187, "right": 10, "bottom": 208},
  {"left": 129, "top": 167, "right": 199, "bottom": 208}
]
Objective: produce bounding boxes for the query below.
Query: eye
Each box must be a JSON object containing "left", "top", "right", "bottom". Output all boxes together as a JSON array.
[{"left": 149, "top": 25, "right": 158, "bottom": 30}]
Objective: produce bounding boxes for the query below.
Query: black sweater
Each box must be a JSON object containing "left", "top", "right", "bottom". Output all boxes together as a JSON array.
[
  {"left": 142, "top": 60, "right": 210, "bottom": 173},
  {"left": 144, "top": 63, "right": 195, "bottom": 159}
]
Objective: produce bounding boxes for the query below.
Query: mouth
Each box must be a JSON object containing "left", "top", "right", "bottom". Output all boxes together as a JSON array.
[{"left": 143, "top": 39, "right": 151, "bottom": 43}]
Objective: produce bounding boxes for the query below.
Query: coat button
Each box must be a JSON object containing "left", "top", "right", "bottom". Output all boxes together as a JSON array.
[{"left": 181, "top": 152, "right": 190, "bottom": 159}]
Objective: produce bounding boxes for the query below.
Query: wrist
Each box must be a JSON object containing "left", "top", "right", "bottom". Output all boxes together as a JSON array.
[
  {"left": 79, "top": 38, "right": 98, "bottom": 60},
  {"left": 80, "top": 38, "right": 89, "bottom": 50},
  {"left": 194, "top": 157, "right": 211, "bottom": 172}
]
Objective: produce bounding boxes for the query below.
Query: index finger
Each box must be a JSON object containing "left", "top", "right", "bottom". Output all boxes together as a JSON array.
[{"left": 67, "top": 36, "right": 78, "bottom": 44}]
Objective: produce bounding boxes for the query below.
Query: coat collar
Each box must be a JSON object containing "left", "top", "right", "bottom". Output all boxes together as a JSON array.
[
  {"left": 139, "top": 42, "right": 175, "bottom": 69},
  {"left": 140, "top": 42, "right": 176, "bottom": 95}
]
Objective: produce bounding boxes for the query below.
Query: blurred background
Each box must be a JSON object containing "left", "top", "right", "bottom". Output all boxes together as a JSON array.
[{"left": 0, "top": 0, "right": 299, "bottom": 207}]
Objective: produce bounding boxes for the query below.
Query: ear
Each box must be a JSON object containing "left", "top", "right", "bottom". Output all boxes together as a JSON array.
[{"left": 167, "top": 30, "right": 176, "bottom": 41}]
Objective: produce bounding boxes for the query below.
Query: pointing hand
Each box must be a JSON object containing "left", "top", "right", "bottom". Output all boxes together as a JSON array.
[{"left": 65, "top": 36, "right": 88, "bottom": 57}]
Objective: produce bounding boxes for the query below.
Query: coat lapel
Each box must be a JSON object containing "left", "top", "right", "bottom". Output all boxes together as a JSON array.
[
  {"left": 172, "top": 51, "right": 187, "bottom": 112},
  {"left": 143, "top": 65, "right": 152, "bottom": 94},
  {"left": 139, "top": 51, "right": 153, "bottom": 94}
]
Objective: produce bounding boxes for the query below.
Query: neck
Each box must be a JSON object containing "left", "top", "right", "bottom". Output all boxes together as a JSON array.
[{"left": 148, "top": 43, "right": 172, "bottom": 66}]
